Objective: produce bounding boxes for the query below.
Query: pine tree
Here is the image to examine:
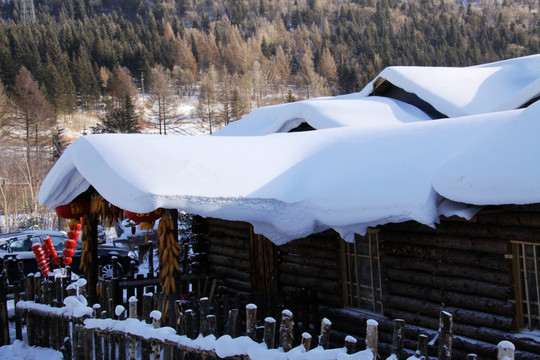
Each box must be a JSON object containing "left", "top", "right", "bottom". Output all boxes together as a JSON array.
[{"left": 93, "top": 95, "right": 140, "bottom": 133}]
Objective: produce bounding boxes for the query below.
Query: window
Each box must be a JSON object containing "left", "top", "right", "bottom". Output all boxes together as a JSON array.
[
  {"left": 342, "top": 229, "right": 383, "bottom": 314},
  {"left": 511, "top": 241, "right": 540, "bottom": 330}
]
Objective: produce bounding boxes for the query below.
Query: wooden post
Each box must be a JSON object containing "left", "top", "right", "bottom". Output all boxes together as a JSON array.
[
  {"left": 438, "top": 311, "right": 453, "bottom": 360},
  {"left": 93, "top": 305, "right": 103, "bottom": 360},
  {"left": 185, "top": 309, "right": 195, "bottom": 339},
  {"left": 301, "top": 332, "right": 312, "bottom": 352},
  {"left": 143, "top": 293, "right": 153, "bottom": 324},
  {"left": 0, "top": 273, "right": 9, "bottom": 346},
  {"left": 14, "top": 282, "right": 22, "bottom": 340},
  {"left": 497, "top": 341, "right": 515, "bottom": 360},
  {"left": 263, "top": 317, "right": 276, "bottom": 349},
  {"left": 417, "top": 333, "right": 428, "bottom": 359},
  {"left": 151, "top": 310, "right": 162, "bottom": 360},
  {"left": 467, "top": 354, "right": 478, "bottom": 360},
  {"left": 33, "top": 272, "right": 42, "bottom": 302},
  {"left": 102, "top": 310, "right": 110, "bottom": 360},
  {"left": 117, "top": 306, "right": 127, "bottom": 360},
  {"left": 246, "top": 303, "right": 257, "bottom": 341},
  {"left": 129, "top": 296, "right": 138, "bottom": 360},
  {"left": 391, "top": 318, "right": 405, "bottom": 360},
  {"left": 278, "top": 309, "right": 293, "bottom": 352},
  {"left": 366, "top": 319, "right": 378, "bottom": 358},
  {"left": 175, "top": 300, "right": 184, "bottom": 335},
  {"left": 85, "top": 214, "right": 99, "bottom": 306},
  {"left": 226, "top": 308, "right": 238, "bottom": 337},
  {"left": 318, "top": 317, "right": 332, "bottom": 349},
  {"left": 26, "top": 273, "right": 35, "bottom": 301},
  {"left": 200, "top": 297, "right": 210, "bottom": 336},
  {"left": 345, "top": 335, "right": 357, "bottom": 354},
  {"left": 207, "top": 314, "right": 217, "bottom": 336}
]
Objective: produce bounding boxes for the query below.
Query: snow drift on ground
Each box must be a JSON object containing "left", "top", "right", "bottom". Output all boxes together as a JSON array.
[{"left": 38, "top": 55, "right": 540, "bottom": 245}]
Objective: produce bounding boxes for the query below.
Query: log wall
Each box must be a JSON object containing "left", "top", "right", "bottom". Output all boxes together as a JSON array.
[
  {"left": 199, "top": 205, "right": 540, "bottom": 359},
  {"left": 376, "top": 204, "right": 540, "bottom": 359},
  {"left": 202, "top": 218, "right": 252, "bottom": 295}
]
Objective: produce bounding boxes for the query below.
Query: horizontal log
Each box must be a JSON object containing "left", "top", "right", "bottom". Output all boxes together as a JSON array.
[
  {"left": 279, "top": 253, "right": 340, "bottom": 270},
  {"left": 279, "top": 272, "right": 340, "bottom": 294},
  {"left": 380, "top": 242, "right": 510, "bottom": 271},
  {"left": 209, "top": 264, "right": 251, "bottom": 283},
  {"left": 207, "top": 235, "right": 250, "bottom": 250},
  {"left": 208, "top": 244, "right": 250, "bottom": 260},
  {"left": 280, "top": 286, "right": 342, "bottom": 307},
  {"left": 278, "top": 262, "right": 340, "bottom": 282},
  {"left": 384, "top": 294, "right": 513, "bottom": 330},
  {"left": 385, "top": 281, "right": 514, "bottom": 317},
  {"left": 379, "top": 229, "right": 509, "bottom": 254},
  {"left": 206, "top": 217, "right": 253, "bottom": 231},
  {"left": 282, "top": 232, "right": 341, "bottom": 252},
  {"left": 207, "top": 225, "right": 252, "bottom": 240},
  {"left": 381, "top": 255, "right": 511, "bottom": 286},
  {"left": 490, "top": 203, "right": 540, "bottom": 213},
  {"left": 221, "top": 277, "right": 251, "bottom": 293},
  {"left": 208, "top": 254, "right": 251, "bottom": 271},
  {"left": 279, "top": 244, "right": 339, "bottom": 260},
  {"left": 476, "top": 211, "right": 540, "bottom": 228},
  {"left": 385, "top": 268, "right": 512, "bottom": 300}
]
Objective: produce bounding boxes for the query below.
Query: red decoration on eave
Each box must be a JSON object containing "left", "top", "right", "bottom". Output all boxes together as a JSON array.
[
  {"left": 124, "top": 208, "right": 164, "bottom": 223},
  {"left": 55, "top": 197, "right": 90, "bottom": 219},
  {"left": 125, "top": 208, "right": 164, "bottom": 231}
]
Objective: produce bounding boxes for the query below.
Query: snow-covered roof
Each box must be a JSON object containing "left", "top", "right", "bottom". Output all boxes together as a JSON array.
[{"left": 39, "top": 55, "right": 540, "bottom": 245}]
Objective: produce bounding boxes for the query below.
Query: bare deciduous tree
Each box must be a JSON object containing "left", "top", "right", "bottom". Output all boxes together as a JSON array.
[{"left": 148, "top": 65, "right": 176, "bottom": 134}]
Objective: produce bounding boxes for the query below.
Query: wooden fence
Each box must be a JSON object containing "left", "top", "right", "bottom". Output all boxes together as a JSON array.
[{"left": 1, "top": 270, "right": 519, "bottom": 360}]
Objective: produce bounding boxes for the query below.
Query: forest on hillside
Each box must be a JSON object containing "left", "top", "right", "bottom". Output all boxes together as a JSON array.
[{"left": 0, "top": 0, "right": 538, "bottom": 231}]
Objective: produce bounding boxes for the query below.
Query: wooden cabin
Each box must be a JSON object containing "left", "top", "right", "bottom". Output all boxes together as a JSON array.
[
  {"left": 193, "top": 204, "right": 540, "bottom": 359},
  {"left": 38, "top": 55, "right": 540, "bottom": 359}
]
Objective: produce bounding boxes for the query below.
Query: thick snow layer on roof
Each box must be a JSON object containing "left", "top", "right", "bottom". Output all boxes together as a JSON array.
[
  {"left": 358, "top": 54, "right": 540, "bottom": 118},
  {"left": 214, "top": 96, "right": 432, "bottom": 136},
  {"left": 39, "top": 100, "right": 540, "bottom": 245},
  {"left": 39, "top": 55, "right": 540, "bottom": 245}
]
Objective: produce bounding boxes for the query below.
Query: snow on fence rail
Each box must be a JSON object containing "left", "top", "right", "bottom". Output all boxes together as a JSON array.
[{"left": 1, "top": 271, "right": 517, "bottom": 360}]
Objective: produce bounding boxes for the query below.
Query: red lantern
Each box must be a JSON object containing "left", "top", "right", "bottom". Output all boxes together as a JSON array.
[
  {"left": 55, "top": 197, "right": 90, "bottom": 220},
  {"left": 124, "top": 208, "right": 164, "bottom": 231},
  {"left": 62, "top": 239, "right": 78, "bottom": 266},
  {"left": 31, "top": 243, "right": 50, "bottom": 277},
  {"left": 42, "top": 237, "right": 60, "bottom": 266}
]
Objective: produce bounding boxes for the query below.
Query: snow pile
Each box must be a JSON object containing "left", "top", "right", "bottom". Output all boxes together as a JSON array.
[
  {"left": 38, "top": 55, "right": 540, "bottom": 245},
  {"left": 358, "top": 54, "right": 540, "bottom": 117},
  {"left": 0, "top": 340, "right": 63, "bottom": 360}
]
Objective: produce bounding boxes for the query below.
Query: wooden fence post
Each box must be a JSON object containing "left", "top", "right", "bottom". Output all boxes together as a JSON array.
[
  {"left": 417, "top": 333, "right": 428, "bottom": 359},
  {"left": 319, "top": 318, "right": 332, "bottom": 349},
  {"left": 93, "top": 305, "right": 103, "bottom": 360},
  {"left": 264, "top": 317, "right": 276, "bottom": 349},
  {"left": 438, "top": 311, "right": 453, "bottom": 360},
  {"left": 301, "top": 332, "right": 312, "bottom": 352},
  {"left": 391, "top": 319, "right": 405, "bottom": 360},
  {"left": 129, "top": 296, "right": 138, "bottom": 360},
  {"left": 279, "top": 309, "right": 294, "bottom": 352},
  {"left": 497, "top": 341, "right": 515, "bottom": 360},
  {"left": 151, "top": 310, "right": 162, "bottom": 360},
  {"left": 14, "top": 282, "right": 22, "bottom": 340},
  {"left": 116, "top": 305, "right": 127, "bottom": 360},
  {"left": 185, "top": 309, "right": 195, "bottom": 339},
  {"left": 0, "top": 272, "right": 9, "bottom": 346},
  {"left": 345, "top": 335, "right": 357, "bottom": 354},
  {"left": 226, "top": 308, "right": 238, "bottom": 337},
  {"left": 246, "top": 303, "right": 257, "bottom": 341},
  {"left": 366, "top": 319, "right": 378, "bottom": 359},
  {"left": 467, "top": 354, "right": 478, "bottom": 360},
  {"left": 200, "top": 297, "right": 210, "bottom": 336}
]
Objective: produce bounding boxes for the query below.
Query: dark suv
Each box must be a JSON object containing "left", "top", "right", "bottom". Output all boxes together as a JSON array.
[{"left": 0, "top": 230, "right": 138, "bottom": 283}]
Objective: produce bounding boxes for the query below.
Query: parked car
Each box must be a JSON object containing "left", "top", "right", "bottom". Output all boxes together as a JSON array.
[{"left": 0, "top": 230, "right": 138, "bottom": 283}]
